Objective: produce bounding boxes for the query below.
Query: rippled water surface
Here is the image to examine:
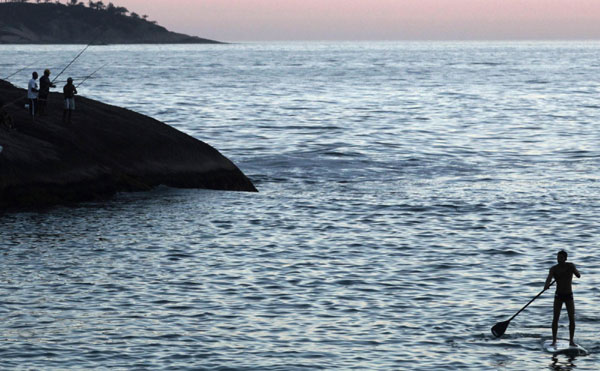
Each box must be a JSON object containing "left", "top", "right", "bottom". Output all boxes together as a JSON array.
[{"left": 1, "top": 42, "right": 600, "bottom": 370}]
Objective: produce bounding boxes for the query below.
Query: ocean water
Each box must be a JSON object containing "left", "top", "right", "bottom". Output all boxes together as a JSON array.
[{"left": 1, "top": 42, "right": 600, "bottom": 370}]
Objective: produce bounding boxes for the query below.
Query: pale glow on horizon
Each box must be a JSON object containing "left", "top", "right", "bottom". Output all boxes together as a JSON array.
[{"left": 111, "top": 0, "right": 600, "bottom": 41}]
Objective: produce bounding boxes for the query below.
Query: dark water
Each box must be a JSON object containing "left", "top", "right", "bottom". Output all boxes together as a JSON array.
[{"left": 1, "top": 42, "right": 600, "bottom": 370}]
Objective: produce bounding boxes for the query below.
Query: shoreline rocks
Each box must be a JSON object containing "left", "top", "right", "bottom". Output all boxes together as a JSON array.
[{"left": 0, "top": 79, "right": 257, "bottom": 210}]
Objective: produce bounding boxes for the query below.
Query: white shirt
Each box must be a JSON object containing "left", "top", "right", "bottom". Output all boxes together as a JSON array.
[{"left": 28, "top": 78, "right": 38, "bottom": 99}]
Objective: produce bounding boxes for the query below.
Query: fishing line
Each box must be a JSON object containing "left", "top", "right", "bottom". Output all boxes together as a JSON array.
[
  {"left": 3, "top": 59, "right": 50, "bottom": 80},
  {"left": 76, "top": 63, "right": 108, "bottom": 88},
  {"left": 3, "top": 66, "right": 29, "bottom": 80},
  {"left": 2, "top": 28, "right": 105, "bottom": 110},
  {"left": 51, "top": 27, "right": 106, "bottom": 84}
]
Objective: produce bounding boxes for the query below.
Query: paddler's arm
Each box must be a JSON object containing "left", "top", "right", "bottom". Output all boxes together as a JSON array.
[
  {"left": 572, "top": 263, "right": 581, "bottom": 278},
  {"left": 544, "top": 267, "right": 554, "bottom": 290}
]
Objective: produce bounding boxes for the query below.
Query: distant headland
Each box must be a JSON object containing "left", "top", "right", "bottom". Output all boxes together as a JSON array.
[{"left": 0, "top": 1, "right": 221, "bottom": 44}]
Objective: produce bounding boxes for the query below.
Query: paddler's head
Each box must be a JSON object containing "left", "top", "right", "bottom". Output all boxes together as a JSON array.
[
  {"left": 67, "top": 77, "right": 73, "bottom": 84},
  {"left": 32, "top": 71, "right": 38, "bottom": 79},
  {"left": 44, "top": 69, "right": 51, "bottom": 76},
  {"left": 557, "top": 250, "right": 567, "bottom": 264}
]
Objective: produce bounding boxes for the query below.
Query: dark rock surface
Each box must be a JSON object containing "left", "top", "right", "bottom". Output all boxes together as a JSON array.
[
  {"left": 0, "top": 79, "right": 257, "bottom": 210},
  {"left": 0, "top": 2, "right": 221, "bottom": 44}
]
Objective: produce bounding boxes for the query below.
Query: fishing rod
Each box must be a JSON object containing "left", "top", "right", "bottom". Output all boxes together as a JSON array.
[
  {"left": 53, "top": 78, "right": 89, "bottom": 84},
  {"left": 3, "top": 28, "right": 104, "bottom": 82},
  {"left": 2, "top": 59, "right": 52, "bottom": 80},
  {"left": 0, "top": 63, "right": 106, "bottom": 111},
  {"left": 2, "top": 29, "right": 105, "bottom": 111},
  {"left": 51, "top": 27, "right": 106, "bottom": 84},
  {"left": 76, "top": 63, "right": 107, "bottom": 88},
  {"left": 3, "top": 66, "right": 29, "bottom": 80},
  {"left": 0, "top": 63, "right": 61, "bottom": 110}
]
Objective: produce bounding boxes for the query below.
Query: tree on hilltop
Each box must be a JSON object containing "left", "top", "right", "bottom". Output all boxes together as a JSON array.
[{"left": 89, "top": 0, "right": 104, "bottom": 10}]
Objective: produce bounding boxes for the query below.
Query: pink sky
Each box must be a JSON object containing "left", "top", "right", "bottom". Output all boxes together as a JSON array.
[{"left": 114, "top": 0, "right": 600, "bottom": 41}]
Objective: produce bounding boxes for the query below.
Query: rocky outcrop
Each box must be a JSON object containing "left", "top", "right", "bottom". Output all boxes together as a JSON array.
[
  {"left": 0, "top": 2, "right": 221, "bottom": 44},
  {"left": 0, "top": 79, "right": 256, "bottom": 210}
]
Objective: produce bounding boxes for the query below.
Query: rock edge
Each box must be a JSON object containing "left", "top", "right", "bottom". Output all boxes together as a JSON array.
[{"left": 0, "top": 79, "right": 257, "bottom": 210}]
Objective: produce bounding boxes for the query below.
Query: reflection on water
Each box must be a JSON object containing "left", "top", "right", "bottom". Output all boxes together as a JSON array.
[{"left": 550, "top": 355, "right": 577, "bottom": 371}]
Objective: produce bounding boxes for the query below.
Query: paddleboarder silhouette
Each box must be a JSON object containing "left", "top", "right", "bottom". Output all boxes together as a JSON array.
[{"left": 544, "top": 250, "right": 580, "bottom": 347}]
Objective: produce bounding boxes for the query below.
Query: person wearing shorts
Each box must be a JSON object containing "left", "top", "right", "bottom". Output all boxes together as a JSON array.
[
  {"left": 63, "top": 77, "right": 77, "bottom": 124},
  {"left": 27, "top": 71, "right": 39, "bottom": 120},
  {"left": 544, "top": 250, "right": 581, "bottom": 347}
]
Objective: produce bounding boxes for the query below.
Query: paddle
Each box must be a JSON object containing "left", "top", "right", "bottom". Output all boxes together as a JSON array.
[{"left": 491, "top": 280, "right": 555, "bottom": 337}]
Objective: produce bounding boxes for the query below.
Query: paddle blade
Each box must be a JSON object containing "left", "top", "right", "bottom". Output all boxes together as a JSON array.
[{"left": 491, "top": 320, "right": 510, "bottom": 337}]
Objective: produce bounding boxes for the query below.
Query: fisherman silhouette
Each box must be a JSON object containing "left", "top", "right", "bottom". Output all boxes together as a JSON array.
[
  {"left": 27, "top": 71, "right": 39, "bottom": 119},
  {"left": 63, "top": 77, "right": 78, "bottom": 124},
  {"left": 544, "top": 250, "right": 581, "bottom": 346},
  {"left": 38, "top": 69, "right": 56, "bottom": 116}
]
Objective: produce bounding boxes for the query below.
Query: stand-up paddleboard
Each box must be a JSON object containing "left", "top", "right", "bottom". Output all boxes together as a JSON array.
[{"left": 543, "top": 340, "right": 588, "bottom": 356}]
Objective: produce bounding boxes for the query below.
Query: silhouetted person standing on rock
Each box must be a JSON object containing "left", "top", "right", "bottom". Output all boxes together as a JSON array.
[
  {"left": 544, "top": 250, "right": 581, "bottom": 347},
  {"left": 38, "top": 69, "right": 56, "bottom": 116},
  {"left": 63, "top": 77, "right": 77, "bottom": 124},
  {"left": 27, "top": 71, "right": 39, "bottom": 120}
]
